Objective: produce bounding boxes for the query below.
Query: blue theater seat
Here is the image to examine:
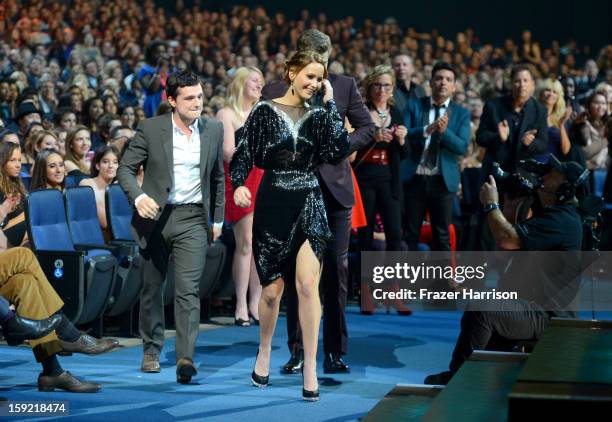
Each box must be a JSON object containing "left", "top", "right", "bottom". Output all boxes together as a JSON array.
[{"left": 26, "top": 189, "right": 116, "bottom": 328}]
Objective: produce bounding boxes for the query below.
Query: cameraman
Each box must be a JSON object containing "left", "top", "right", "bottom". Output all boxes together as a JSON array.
[{"left": 424, "top": 156, "right": 585, "bottom": 385}]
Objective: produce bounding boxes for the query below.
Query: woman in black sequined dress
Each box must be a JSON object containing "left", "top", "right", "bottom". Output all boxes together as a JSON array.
[{"left": 230, "top": 51, "right": 349, "bottom": 400}]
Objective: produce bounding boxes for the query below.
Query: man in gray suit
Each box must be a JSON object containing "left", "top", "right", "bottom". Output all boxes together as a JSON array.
[{"left": 117, "top": 70, "right": 224, "bottom": 384}]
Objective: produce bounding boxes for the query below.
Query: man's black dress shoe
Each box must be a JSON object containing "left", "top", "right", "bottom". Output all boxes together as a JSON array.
[
  {"left": 38, "top": 371, "right": 101, "bottom": 393},
  {"left": 59, "top": 333, "right": 118, "bottom": 355},
  {"left": 323, "top": 353, "right": 350, "bottom": 374},
  {"left": 2, "top": 314, "right": 62, "bottom": 346},
  {"left": 176, "top": 358, "right": 197, "bottom": 384},
  {"left": 423, "top": 370, "right": 453, "bottom": 385},
  {"left": 281, "top": 350, "right": 304, "bottom": 374}
]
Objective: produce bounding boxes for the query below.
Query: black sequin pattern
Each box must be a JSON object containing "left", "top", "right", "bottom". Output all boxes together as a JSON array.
[{"left": 230, "top": 100, "right": 350, "bottom": 284}]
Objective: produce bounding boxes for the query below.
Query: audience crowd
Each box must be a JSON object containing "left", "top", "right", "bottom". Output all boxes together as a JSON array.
[{"left": 1, "top": 0, "right": 612, "bottom": 254}]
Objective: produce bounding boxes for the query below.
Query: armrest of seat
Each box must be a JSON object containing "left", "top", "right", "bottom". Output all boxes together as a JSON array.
[
  {"left": 74, "top": 243, "right": 120, "bottom": 255},
  {"left": 109, "top": 240, "right": 139, "bottom": 258},
  {"left": 35, "top": 249, "right": 85, "bottom": 257}
]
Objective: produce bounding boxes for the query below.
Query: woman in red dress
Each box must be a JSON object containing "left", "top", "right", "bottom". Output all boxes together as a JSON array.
[{"left": 217, "top": 66, "right": 264, "bottom": 326}]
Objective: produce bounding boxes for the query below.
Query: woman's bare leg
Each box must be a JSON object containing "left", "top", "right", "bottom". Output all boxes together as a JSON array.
[
  {"left": 232, "top": 214, "right": 254, "bottom": 322},
  {"left": 254, "top": 278, "right": 284, "bottom": 376},
  {"left": 295, "top": 240, "right": 322, "bottom": 392}
]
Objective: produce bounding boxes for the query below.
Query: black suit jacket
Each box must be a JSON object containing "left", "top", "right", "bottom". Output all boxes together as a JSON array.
[
  {"left": 117, "top": 113, "right": 225, "bottom": 252},
  {"left": 262, "top": 73, "right": 375, "bottom": 208},
  {"left": 476, "top": 95, "right": 549, "bottom": 177}
]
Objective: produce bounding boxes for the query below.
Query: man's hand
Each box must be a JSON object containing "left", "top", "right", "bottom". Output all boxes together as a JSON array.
[
  {"left": 479, "top": 175, "right": 499, "bottom": 205},
  {"left": 233, "top": 186, "right": 252, "bottom": 208},
  {"left": 425, "top": 120, "right": 438, "bottom": 136},
  {"left": 136, "top": 196, "right": 160, "bottom": 219},
  {"left": 522, "top": 129, "right": 537, "bottom": 146},
  {"left": 212, "top": 226, "right": 222, "bottom": 242},
  {"left": 498, "top": 120, "right": 510, "bottom": 142},
  {"left": 437, "top": 114, "right": 449, "bottom": 134}
]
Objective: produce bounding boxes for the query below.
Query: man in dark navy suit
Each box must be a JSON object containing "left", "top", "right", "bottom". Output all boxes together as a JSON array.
[
  {"left": 475, "top": 64, "right": 548, "bottom": 250},
  {"left": 262, "top": 29, "right": 375, "bottom": 374},
  {"left": 402, "top": 62, "right": 471, "bottom": 251}
]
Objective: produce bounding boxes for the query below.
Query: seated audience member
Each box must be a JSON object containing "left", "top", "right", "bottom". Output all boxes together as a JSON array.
[
  {"left": 80, "top": 145, "right": 120, "bottom": 241},
  {"left": 0, "top": 293, "right": 62, "bottom": 346},
  {"left": 21, "top": 121, "right": 45, "bottom": 172},
  {"left": 0, "top": 129, "right": 20, "bottom": 145},
  {"left": 12, "top": 102, "right": 42, "bottom": 143},
  {"left": 0, "top": 142, "right": 28, "bottom": 247},
  {"left": 53, "top": 127, "right": 68, "bottom": 156},
  {"left": 120, "top": 105, "right": 137, "bottom": 129},
  {"left": 108, "top": 125, "right": 134, "bottom": 152},
  {"left": 0, "top": 244, "right": 118, "bottom": 392},
  {"left": 63, "top": 125, "right": 92, "bottom": 176},
  {"left": 55, "top": 108, "right": 77, "bottom": 132},
  {"left": 28, "top": 130, "right": 60, "bottom": 164},
  {"left": 93, "top": 113, "right": 122, "bottom": 149},
  {"left": 30, "top": 149, "right": 66, "bottom": 191}
]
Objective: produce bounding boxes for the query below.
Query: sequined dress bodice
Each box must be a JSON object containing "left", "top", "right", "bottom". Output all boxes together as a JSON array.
[{"left": 229, "top": 99, "right": 350, "bottom": 284}]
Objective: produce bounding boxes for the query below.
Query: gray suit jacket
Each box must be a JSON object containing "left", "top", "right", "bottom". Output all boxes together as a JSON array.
[{"left": 117, "top": 113, "right": 225, "bottom": 250}]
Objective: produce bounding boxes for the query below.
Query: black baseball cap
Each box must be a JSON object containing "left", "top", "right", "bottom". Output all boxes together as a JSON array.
[{"left": 549, "top": 155, "right": 589, "bottom": 186}]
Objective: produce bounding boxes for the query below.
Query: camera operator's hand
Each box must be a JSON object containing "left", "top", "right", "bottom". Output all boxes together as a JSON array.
[
  {"left": 498, "top": 120, "right": 510, "bottom": 142},
  {"left": 479, "top": 175, "right": 499, "bottom": 205},
  {"left": 522, "top": 129, "right": 537, "bottom": 146}
]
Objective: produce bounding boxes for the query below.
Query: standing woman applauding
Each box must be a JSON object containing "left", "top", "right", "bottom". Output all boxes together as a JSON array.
[{"left": 354, "top": 65, "right": 408, "bottom": 253}]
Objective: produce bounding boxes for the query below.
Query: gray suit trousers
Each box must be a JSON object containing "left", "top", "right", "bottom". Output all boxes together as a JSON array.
[{"left": 139, "top": 205, "right": 208, "bottom": 361}]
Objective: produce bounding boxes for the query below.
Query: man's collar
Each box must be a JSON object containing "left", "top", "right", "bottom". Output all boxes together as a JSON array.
[
  {"left": 171, "top": 113, "right": 198, "bottom": 134},
  {"left": 431, "top": 97, "right": 451, "bottom": 108}
]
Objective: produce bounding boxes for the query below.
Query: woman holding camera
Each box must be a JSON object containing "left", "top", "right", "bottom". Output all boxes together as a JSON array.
[{"left": 354, "top": 65, "right": 408, "bottom": 253}]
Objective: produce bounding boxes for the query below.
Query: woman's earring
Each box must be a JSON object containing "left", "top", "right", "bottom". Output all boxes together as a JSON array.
[{"left": 291, "top": 81, "right": 295, "bottom": 96}]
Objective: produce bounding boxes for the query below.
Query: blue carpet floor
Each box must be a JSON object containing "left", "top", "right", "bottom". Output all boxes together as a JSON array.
[{"left": 0, "top": 307, "right": 463, "bottom": 421}]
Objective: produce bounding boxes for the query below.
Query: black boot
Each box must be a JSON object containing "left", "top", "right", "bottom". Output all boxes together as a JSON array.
[{"left": 2, "top": 314, "right": 62, "bottom": 346}]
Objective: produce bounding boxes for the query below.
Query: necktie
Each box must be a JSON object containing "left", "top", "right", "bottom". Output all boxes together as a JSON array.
[{"left": 424, "top": 104, "right": 442, "bottom": 169}]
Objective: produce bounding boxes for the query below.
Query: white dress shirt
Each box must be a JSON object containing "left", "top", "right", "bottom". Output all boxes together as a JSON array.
[
  {"left": 134, "top": 114, "right": 224, "bottom": 229},
  {"left": 416, "top": 97, "right": 451, "bottom": 176},
  {"left": 168, "top": 115, "right": 201, "bottom": 204}
]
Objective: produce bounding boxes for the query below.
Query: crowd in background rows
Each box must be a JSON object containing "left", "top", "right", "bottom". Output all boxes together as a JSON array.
[{"left": 1, "top": 0, "right": 612, "bottom": 254}]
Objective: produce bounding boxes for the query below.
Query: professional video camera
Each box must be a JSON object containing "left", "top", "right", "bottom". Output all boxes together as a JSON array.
[
  {"left": 491, "top": 160, "right": 546, "bottom": 199},
  {"left": 491, "top": 157, "right": 603, "bottom": 251}
]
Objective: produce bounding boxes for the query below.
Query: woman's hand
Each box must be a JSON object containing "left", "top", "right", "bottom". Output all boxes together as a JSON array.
[
  {"left": 374, "top": 128, "right": 394, "bottom": 143},
  {"left": 322, "top": 79, "right": 334, "bottom": 104},
  {"left": 394, "top": 125, "right": 407, "bottom": 145},
  {"left": 233, "top": 186, "right": 252, "bottom": 208}
]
